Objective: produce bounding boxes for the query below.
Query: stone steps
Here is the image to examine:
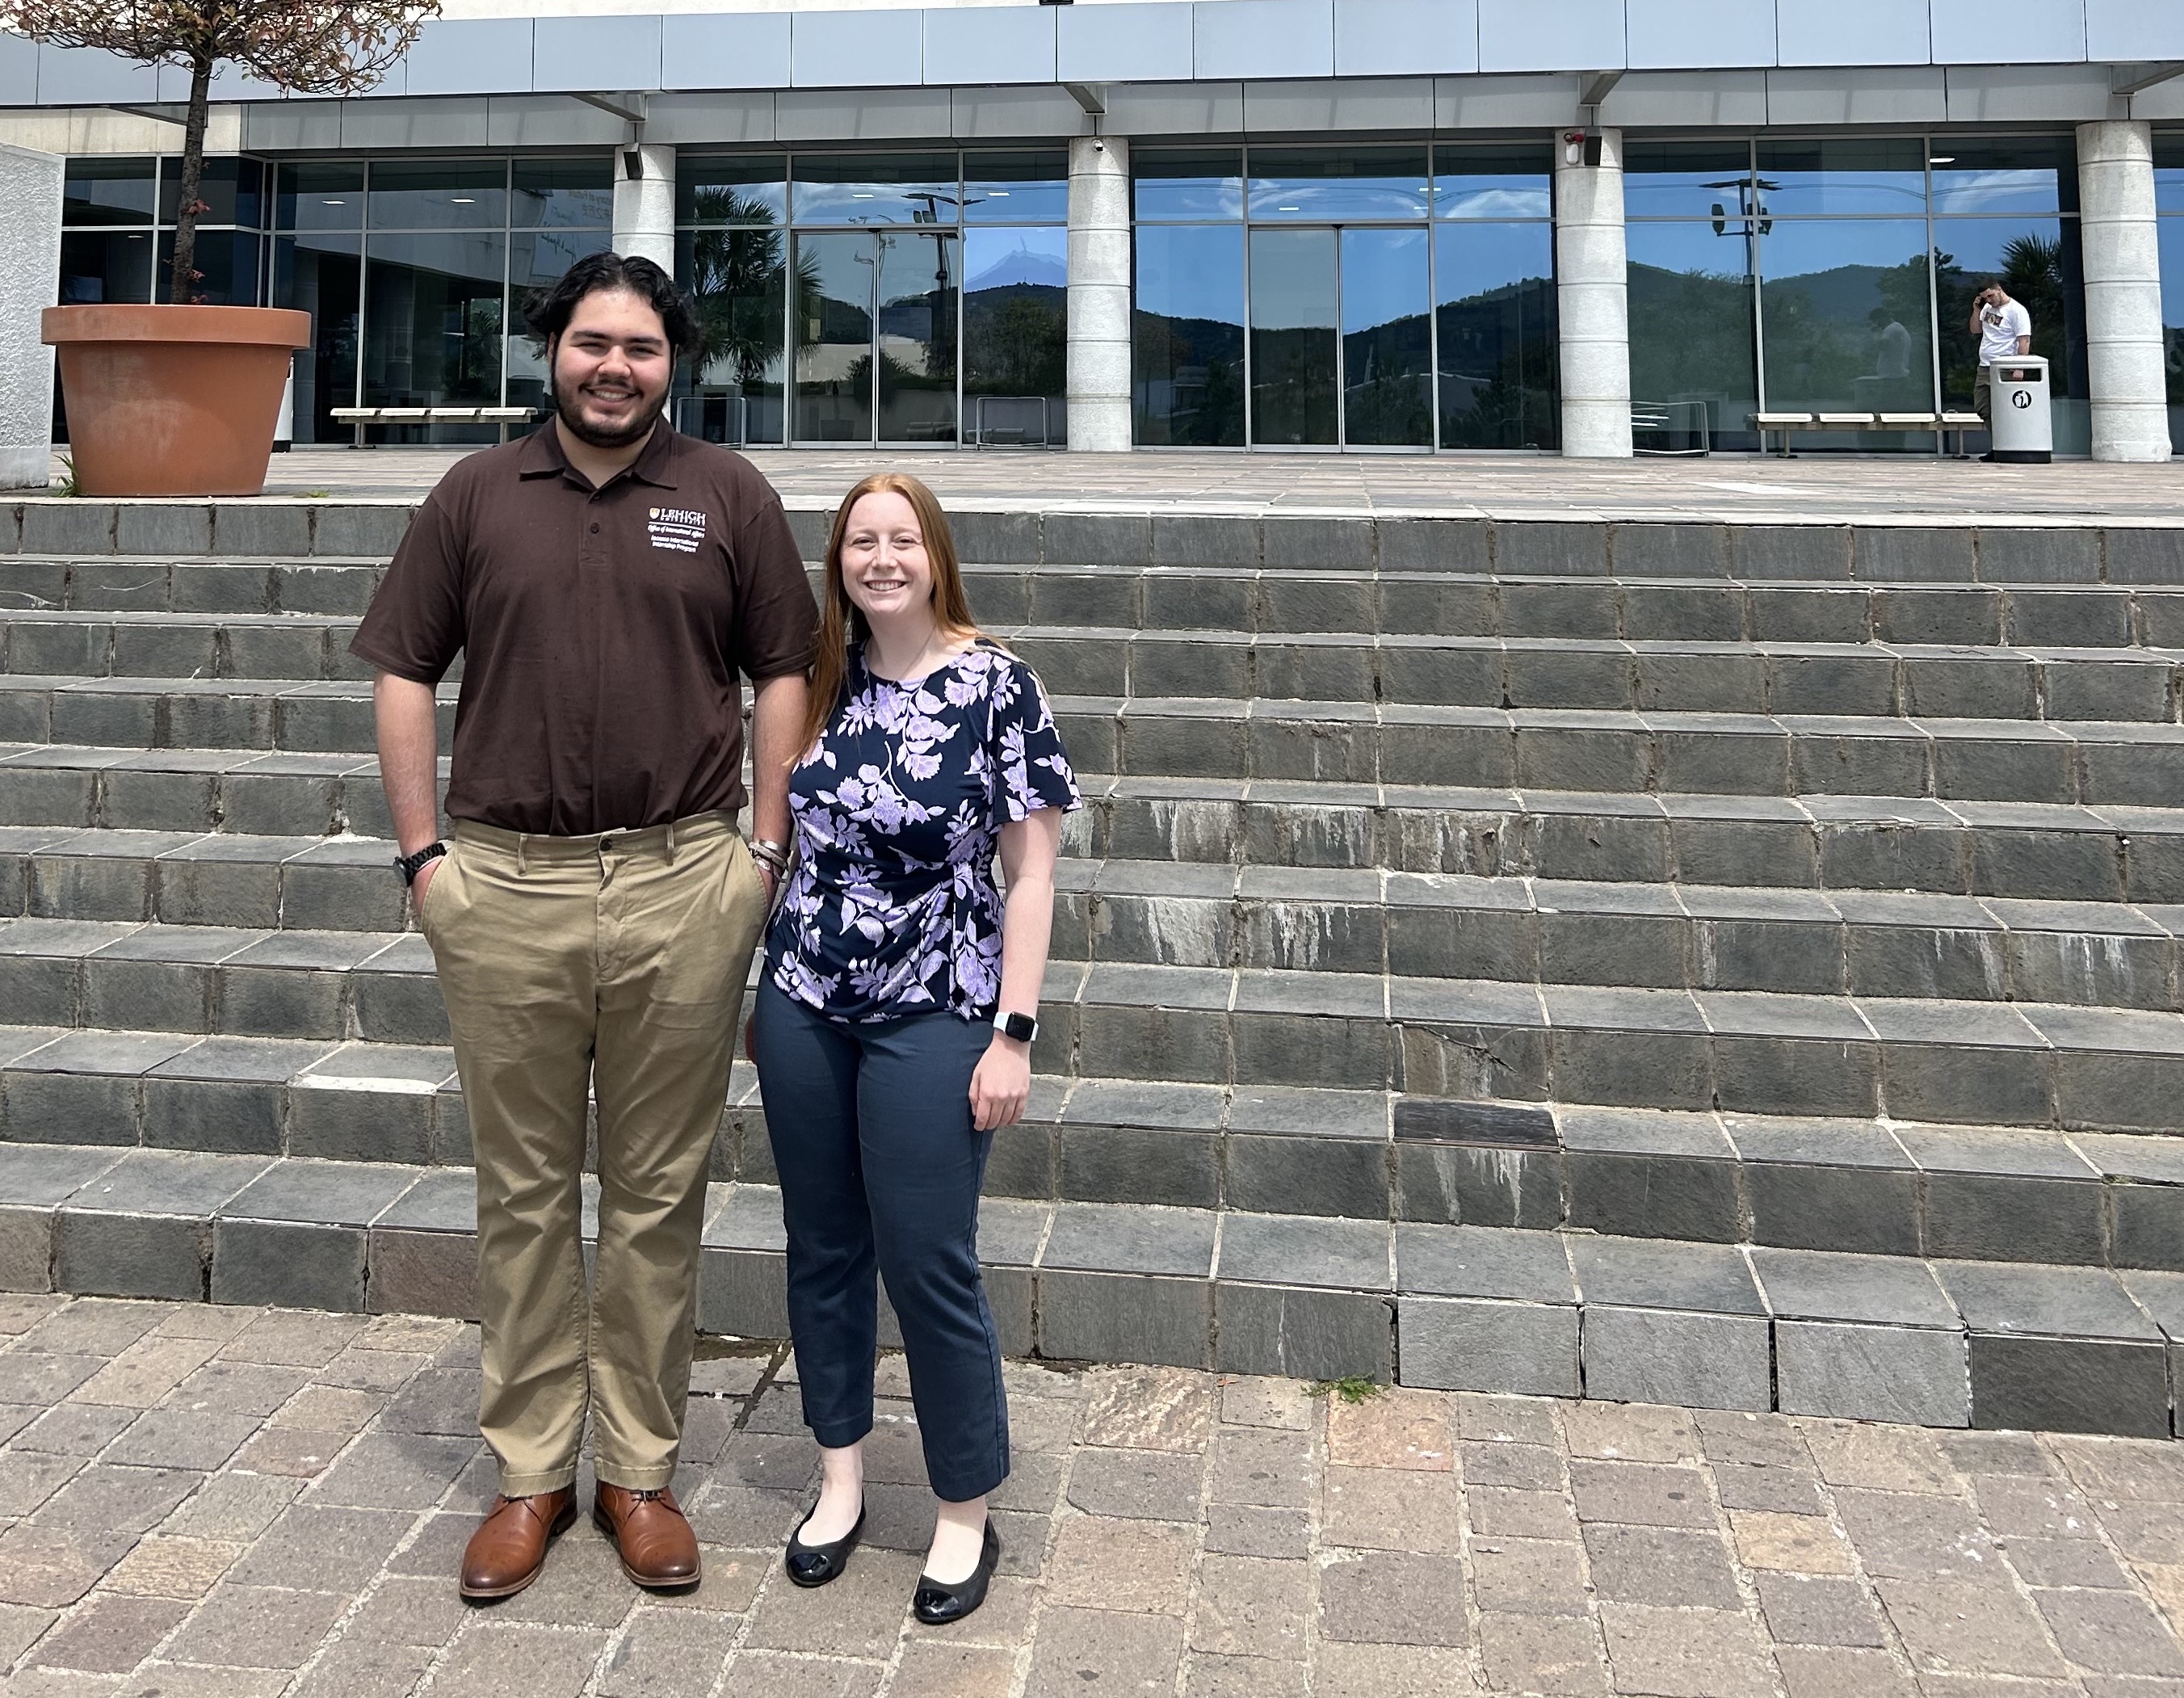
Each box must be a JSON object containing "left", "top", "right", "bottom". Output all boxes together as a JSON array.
[
  {"left": 6, "top": 1137, "right": 2179, "bottom": 1437},
  {"left": 1053, "top": 860, "right": 2184, "bottom": 1008},
  {"left": 11, "top": 577, "right": 2184, "bottom": 657},
  {"left": 6, "top": 1027, "right": 2184, "bottom": 1268},
  {"left": 4, "top": 825, "right": 2179, "bottom": 1010},
  {"left": 3, "top": 771, "right": 2182, "bottom": 910},
  {"left": 3, "top": 502, "right": 2180, "bottom": 1442},
  {"left": 1, "top": 929, "right": 2179, "bottom": 1125}
]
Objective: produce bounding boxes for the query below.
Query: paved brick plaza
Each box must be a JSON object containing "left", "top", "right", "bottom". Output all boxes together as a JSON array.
[{"left": 2, "top": 1297, "right": 2182, "bottom": 1697}]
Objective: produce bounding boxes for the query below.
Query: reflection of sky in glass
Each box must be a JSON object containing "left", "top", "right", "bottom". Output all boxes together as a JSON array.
[
  {"left": 1341, "top": 228, "right": 1427, "bottom": 334},
  {"left": 964, "top": 177, "right": 1067, "bottom": 224},
  {"left": 680, "top": 161, "right": 788, "bottom": 226},
  {"left": 1249, "top": 176, "right": 1428, "bottom": 221},
  {"left": 1136, "top": 160, "right": 1240, "bottom": 221},
  {"left": 1761, "top": 218, "right": 1927, "bottom": 280},
  {"left": 1436, "top": 182, "right": 1552, "bottom": 220},
  {"left": 1930, "top": 169, "right": 2058, "bottom": 215},
  {"left": 2161, "top": 168, "right": 2184, "bottom": 216},
  {"left": 1930, "top": 215, "right": 2062, "bottom": 278},
  {"left": 1755, "top": 144, "right": 1925, "bottom": 217},
  {"left": 1623, "top": 144, "right": 1753, "bottom": 220},
  {"left": 794, "top": 158, "right": 959, "bottom": 227},
  {"left": 1136, "top": 224, "right": 1244, "bottom": 326},
  {"left": 964, "top": 225, "right": 1067, "bottom": 295},
  {"left": 1435, "top": 221, "right": 1556, "bottom": 306},
  {"left": 1249, "top": 229, "right": 1334, "bottom": 331},
  {"left": 1624, "top": 219, "right": 1755, "bottom": 283}
]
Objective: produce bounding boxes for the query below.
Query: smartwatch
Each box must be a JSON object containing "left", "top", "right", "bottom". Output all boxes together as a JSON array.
[
  {"left": 993, "top": 1011, "right": 1038, "bottom": 1044},
  {"left": 395, "top": 842, "right": 446, "bottom": 887}
]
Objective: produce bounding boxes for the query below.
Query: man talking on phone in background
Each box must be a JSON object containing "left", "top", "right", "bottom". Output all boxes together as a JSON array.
[{"left": 1969, "top": 280, "right": 2034, "bottom": 458}]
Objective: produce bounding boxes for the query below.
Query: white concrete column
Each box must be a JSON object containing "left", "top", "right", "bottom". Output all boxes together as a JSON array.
[
  {"left": 612, "top": 144, "right": 677, "bottom": 273},
  {"left": 2077, "top": 121, "right": 2171, "bottom": 464},
  {"left": 0, "top": 143, "right": 62, "bottom": 490},
  {"left": 1554, "top": 127, "right": 1632, "bottom": 459},
  {"left": 1067, "top": 134, "right": 1132, "bottom": 453}
]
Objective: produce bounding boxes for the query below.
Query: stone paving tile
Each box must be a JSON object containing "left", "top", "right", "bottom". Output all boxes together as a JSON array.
[{"left": 7, "top": 1299, "right": 2184, "bottom": 1696}]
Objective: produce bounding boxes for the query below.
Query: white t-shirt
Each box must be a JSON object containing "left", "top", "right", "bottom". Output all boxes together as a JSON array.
[{"left": 1978, "top": 299, "right": 2032, "bottom": 367}]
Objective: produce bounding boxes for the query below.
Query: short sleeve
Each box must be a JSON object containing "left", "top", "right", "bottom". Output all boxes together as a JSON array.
[
  {"left": 728, "top": 471, "right": 820, "bottom": 683},
  {"left": 990, "top": 658, "right": 1082, "bottom": 823},
  {"left": 349, "top": 487, "right": 467, "bottom": 686}
]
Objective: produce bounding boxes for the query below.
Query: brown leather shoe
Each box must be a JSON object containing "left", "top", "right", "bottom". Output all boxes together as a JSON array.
[
  {"left": 594, "top": 1484, "right": 701, "bottom": 1590},
  {"left": 459, "top": 1489, "right": 577, "bottom": 1601}
]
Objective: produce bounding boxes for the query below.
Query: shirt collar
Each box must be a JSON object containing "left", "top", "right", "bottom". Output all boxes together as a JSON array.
[{"left": 515, "top": 416, "right": 680, "bottom": 491}]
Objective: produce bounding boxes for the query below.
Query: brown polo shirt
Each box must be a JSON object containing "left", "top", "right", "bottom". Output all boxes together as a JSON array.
[{"left": 350, "top": 421, "right": 817, "bottom": 837}]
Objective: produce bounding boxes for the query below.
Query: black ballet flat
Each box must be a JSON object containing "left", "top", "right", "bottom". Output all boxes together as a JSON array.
[
  {"left": 912, "top": 1519, "right": 1001, "bottom": 1626},
  {"left": 785, "top": 1503, "right": 865, "bottom": 1588}
]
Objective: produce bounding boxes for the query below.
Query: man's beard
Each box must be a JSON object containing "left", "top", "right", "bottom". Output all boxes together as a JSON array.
[{"left": 553, "top": 380, "right": 666, "bottom": 449}]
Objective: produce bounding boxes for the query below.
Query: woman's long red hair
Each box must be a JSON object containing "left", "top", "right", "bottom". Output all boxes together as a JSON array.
[{"left": 794, "top": 472, "right": 985, "bottom": 762}]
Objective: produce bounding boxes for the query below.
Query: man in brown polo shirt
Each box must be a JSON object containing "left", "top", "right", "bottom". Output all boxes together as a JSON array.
[{"left": 351, "top": 252, "right": 816, "bottom": 1600}]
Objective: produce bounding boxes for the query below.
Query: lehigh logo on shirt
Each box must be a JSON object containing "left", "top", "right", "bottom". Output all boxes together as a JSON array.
[{"left": 647, "top": 506, "right": 707, "bottom": 554}]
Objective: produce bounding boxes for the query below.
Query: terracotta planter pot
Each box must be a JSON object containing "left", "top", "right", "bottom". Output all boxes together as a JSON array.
[{"left": 43, "top": 305, "right": 313, "bottom": 498}]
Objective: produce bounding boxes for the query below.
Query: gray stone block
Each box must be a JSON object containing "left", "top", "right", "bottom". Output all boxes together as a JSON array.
[
  {"left": 3, "top": 1069, "right": 139, "bottom": 1145},
  {"left": 1732, "top": 526, "right": 1851, "bottom": 581},
  {"left": 1213, "top": 1282, "right": 1392, "bottom": 1381},
  {"left": 1854, "top": 526, "right": 1974, "bottom": 582},
  {"left": 2104, "top": 527, "right": 2184, "bottom": 585},
  {"left": 1263, "top": 516, "right": 1372, "bottom": 570},
  {"left": 1044, "top": 512, "right": 1151, "bottom": 567},
  {"left": 698, "top": 1245, "right": 789, "bottom": 1339},
  {"left": 212, "top": 504, "right": 314, "bottom": 557},
  {"left": 1224, "top": 1133, "right": 1388, "bottom": 1219},
  {"left": 1775, "top": 1320, "right": 1969, "bottom": 1426},
  {"left": 23, "top": 503, "right": 118, "bottom": 554},
  {"left": 1394, "top": 1141, "right": 1564, "bottom": 1228},
  {"left": 1968, "top": 1334, "right": 2171, "bottom": 1439},
  {"left": 1923, "top": 1172, "right": 2103, "bottom": 1265},
  {"left": 115, "top": 505, "right": 212, "bottom": 557},
  {"left": 367, "top": 1225, "right": 478, "bottom": 1319},
  {"left": 948, "top": 509, "right": 1040, "bottom": 565},
  {"left": 1036, "top": 1269, "right": 1212, "bottom": 1368},
  {"left": 1580, "top": 1306, "right": 1772, "bottom": 1411},
  {"left": 1378, "top": 517, "right": 1489, "bottom": 574},
  {"left": 1611, "top": 524, "right": 1729, "bottom": 579},
  {"left": 212, "top": 1217, "right": 368, "bottom": 1310},
  {"left": 1564, "top": 1152, "right": 1741, "bottom": 1244},
  {"left": 1397, "top": 1296, "right": 1580, "bottom": 1397},
  {"left": 142, "top": 1078, "right": 281, "bottom": 1156},
  {"left": 1495, "top": 522, "right": 1606, "bottom": 576},
  {"left": 309, "top": 506, "right": 416, "bottom": 559},
  {"left": 1744, "top": 1162, "right": 1921, "bottom": 1256}
]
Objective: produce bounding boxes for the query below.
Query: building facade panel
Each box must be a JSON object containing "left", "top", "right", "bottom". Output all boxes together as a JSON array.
[
  {"left": 791, "top": 8, "right": 926, "bottom": 90},
  {"left": 1774, "top": 0, "right": 1932, "bottom": 69},
  {"left": 661, "top": 15, "right": 795, "bottom": 93},
  {"left": 2085, "top": 0, "right": 2184, "bottom": 61},
  {"left": 1627, "top": 0, "right": 1777, "bottom": 73},
  {"left": 36, "top": 45, "right": 159, "bottom": 107},
  {"left": 1929, "top": 0, "right": 2088, "bottom": 66},
  {"left": 923, "top": 8, "right": 1058, "bottom": 90},
  {"left": 532, "top": 16, "right": 663, "bottom": 95},
  {"left": 1194, "top": 0, "right": 1337, "bottom": 82},
  {"left": 402, "top": 20, "right": 533, "bottom": 99},
  {"left": 1478, "top": 0, "right": 1628, "bottom": 75},
  {"left": 1057, "top": 3, "right": 1196, "bottom": 85},
  {"left": 1334, "top": 0, "right": 1479, "bottom": 79}
]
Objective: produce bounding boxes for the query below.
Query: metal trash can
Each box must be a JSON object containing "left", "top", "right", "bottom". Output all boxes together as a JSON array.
[{"left": 1989, "top": 355, "right": 2053, "bottom": 464}]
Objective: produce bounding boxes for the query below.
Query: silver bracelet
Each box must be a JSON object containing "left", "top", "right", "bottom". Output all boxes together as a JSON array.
[{"left": 750, "top": 838, "right": 791, "bottom": 875}]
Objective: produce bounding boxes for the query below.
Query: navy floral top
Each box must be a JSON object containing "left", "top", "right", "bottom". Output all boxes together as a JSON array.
[{"left": 766, "top": 640, "right": 1081, "bottom": 1023}]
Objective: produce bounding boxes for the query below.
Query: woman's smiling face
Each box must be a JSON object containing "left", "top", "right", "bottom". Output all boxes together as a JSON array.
[{"left": 840, "top": 490, "right": 934, "bottom": 624}]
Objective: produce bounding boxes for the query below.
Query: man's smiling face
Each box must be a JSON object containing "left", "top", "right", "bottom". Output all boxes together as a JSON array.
[{"left": 550, "top": 286, "right": 674, "bottom": 449}]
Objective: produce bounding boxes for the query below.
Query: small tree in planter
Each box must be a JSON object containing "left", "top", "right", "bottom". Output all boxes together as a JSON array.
[
  {"left": 3, "top": 0, "right": 439, "bottom": 303},
  {"left": 3, "top": 0, "right": 439, "bottom": 494}
]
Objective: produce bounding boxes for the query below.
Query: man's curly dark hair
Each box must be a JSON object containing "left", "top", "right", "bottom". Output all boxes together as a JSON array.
[{"left": 523, "top": 251, "right": 698, "bottom": 357}]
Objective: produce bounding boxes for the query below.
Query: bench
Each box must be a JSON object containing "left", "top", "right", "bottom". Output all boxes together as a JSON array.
[
  {"left": 329, "top": 406, "right": 539, "bottom": 448},
  {"left": 1750, "top": 410, "right": 1986, "bottom": 457}
]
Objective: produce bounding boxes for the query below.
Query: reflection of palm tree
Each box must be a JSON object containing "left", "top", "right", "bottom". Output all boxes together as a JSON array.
[
  {"left": 2001, "top": 231, "right": 2064, "bottom": 332},
  {"left": 685, "top": 191, "right": 817, "bottom": 389}
]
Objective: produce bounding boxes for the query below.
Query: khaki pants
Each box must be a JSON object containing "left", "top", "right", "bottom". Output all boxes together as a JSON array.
[
  {"left": 1974, "top": 366, "right": 1993, "bottom": 425},
  {"left": 420, "top": 811, "right": 769, "bottom": 1494}
]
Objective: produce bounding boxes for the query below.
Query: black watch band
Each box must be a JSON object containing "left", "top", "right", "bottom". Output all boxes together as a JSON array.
[{"left": 395, "top": 842, "right": 446, "bottom": 887}]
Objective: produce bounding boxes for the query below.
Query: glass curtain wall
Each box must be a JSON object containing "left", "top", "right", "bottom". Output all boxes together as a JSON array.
[
  {"left": 1625, "top": 135, "right": 2088, "bottom": 453},
  {"left": 2155, "top": 133, "right": 2184, "bottom": 452},
  {"left": 674, "top": 150, "right": 1067, "bottom": 447},
  {"left": 1133, "top": 144, "right": 1555, "bottom": 451},
  {"left": 273, "top": 158, "right": 611, "bottom": 444}
]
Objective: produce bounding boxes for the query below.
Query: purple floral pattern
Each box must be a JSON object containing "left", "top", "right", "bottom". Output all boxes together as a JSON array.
[{"left": 766, "top": 641, "right": 1081, "bottom": 1023}]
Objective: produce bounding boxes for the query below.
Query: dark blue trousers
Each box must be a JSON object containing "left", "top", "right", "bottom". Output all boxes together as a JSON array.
[{"left": 750, "top": 980, "right": 1010, "bottom": 1502}]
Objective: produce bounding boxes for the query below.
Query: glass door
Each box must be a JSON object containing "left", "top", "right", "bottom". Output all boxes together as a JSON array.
[
  {"left": 1247, "top": 225, "right": 1433, "bottom": 448},
  {"left": 876, "top": 229, "right": 959, "bottom": 443},
  {"left": 793, "top": 231, "right": 875, "bottom": 443},
  {"left": 1341, "top": 227, "right": 1432, "bottom": 447},
  {"left": 1249, "top": 226, "right": 1338, "bottom": 444}
]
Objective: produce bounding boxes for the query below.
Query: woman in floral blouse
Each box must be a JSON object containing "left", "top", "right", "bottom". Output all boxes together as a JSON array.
[{"left": 750, "top": 471, "right": 1078, "bottom": 1626}]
